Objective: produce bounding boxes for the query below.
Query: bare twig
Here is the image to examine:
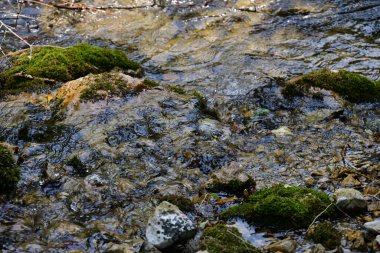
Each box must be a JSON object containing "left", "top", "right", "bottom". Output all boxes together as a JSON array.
[
  {"left": 306, "top": 202, "right": 334, "bottom": 233},
  {"left": 14, "top": 72, "right": 57, "bottom": 84},
  {"left": 0, "top": 20, "right": 33, "bottom": 57},
  {"left": 225, "top": 228, "right": 255, "bottom": 252}
]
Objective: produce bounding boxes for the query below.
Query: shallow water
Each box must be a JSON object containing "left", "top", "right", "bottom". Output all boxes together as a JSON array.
[{"left": 0, "top": 0, "right": 380, "bottom": 252}]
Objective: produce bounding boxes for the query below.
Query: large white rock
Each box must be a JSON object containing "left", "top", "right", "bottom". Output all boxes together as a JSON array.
[
  {"left": 334, "top": 188, "right": 367, "bottom": 214},
  {"left": 364, "top": 220, "right": 380, "bottom": 234},
  {"left": 146, "top": 201, "right": 196, "bottom": 249}
]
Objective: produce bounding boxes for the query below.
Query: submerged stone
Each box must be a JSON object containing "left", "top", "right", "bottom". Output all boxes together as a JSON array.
[
  {"left": 0, "top": 43, "right": 140, "bottom": 97},
  {"left": 282, "top": 69, "right": 380, "bottom": 103},
  {"left": 0, "top": 144, "right": 20, "bottom": 193},
  {"left": 264, "top": 238, "right": 297, "bottom": 253},
  {"left": 222, "top": 185, "right": 334, "bottom": 228},
  {"left": 158, "top": 195, "right": 194, "bottom": 212},
  {"left": 199, "top": 223, "right": 259, "bottom": 253},
  {"left": 206, "top": 161, "right": 255, "bottom": 196},
  {"left": 145, "top": 201, "right": 196, "bottom": 250}
]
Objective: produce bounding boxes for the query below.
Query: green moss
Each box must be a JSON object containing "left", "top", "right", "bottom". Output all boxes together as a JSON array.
[
  {"left": 166, "top": 85, "right": 187, "bottom": 95},
  {"left": 142, "top": 79, "right": 159, "bottom": 88},
  {"left": 0, "top": 145, "right": 20, "bottom": 193},
  {"left": 307, "top": 222, "right": 341, "bottom": 250},
  {"left": 282, "top": 69, "right": 380, "bottom": 103},
  {"left": 80, "top": 72, "right": 128, "bottom": 101},
  {"left": 158, "top": 195, "right": 194, "bottom": 212},
  {"left": 0, "top": 43, "right": 140, "bottom": 96},
  {"left": 200, "top": 224, "right": 259, "bottom": 253},
  {"left": 222, "top": 185, "right": 334, "bottom": 229}
]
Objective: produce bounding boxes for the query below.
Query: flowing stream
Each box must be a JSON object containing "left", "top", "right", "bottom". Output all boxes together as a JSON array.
[{"left": 0, "top": 0, "right": 380, "bottom": 252}]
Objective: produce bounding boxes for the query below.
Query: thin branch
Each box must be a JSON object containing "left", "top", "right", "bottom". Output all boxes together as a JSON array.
[
  {"left": 14, "top": 72, "right": 57, "bottom": 84},
  {"left": 0, "top": 20, "right": 33, "bottom": 59},
  {"left": 225, "top": 228, "right": 255, "bottom": 252},
  {"left": 306, "top": 202, "right": 334, "bottom": 233}
]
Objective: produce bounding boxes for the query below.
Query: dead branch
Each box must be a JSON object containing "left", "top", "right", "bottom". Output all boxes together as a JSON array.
[
  {"left": 14, "top": 72, "right": 57, "bottom": 84},
  {"left": 28, "top": 0, "right": 256, "bottom": 12}
]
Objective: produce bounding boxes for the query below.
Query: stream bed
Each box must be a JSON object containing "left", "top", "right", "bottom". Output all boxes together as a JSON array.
[{"left": 0, "top": 0, "right": 380, "bottom": 252}]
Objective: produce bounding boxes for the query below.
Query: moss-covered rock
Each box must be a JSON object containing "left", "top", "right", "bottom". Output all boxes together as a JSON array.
[
  {"left": 222, "top": 185, "right": 334, "bottom": 228},
  {"left": 282, "top": 69, "right": 380, "bottom": 103},
  {"left": 0, "top": 145, "right": 20, "bottom": 193},
  {"left": 158, "top": 195, "right": 194, "bottom": 212},
  {"left": 0, "top": 43, "right": 140, "bottom": 96},
  {"left": 79, "top": 72, "right": 151, "bottom": 101},
  {"left": 307, "top": 222, "right": 341, "bottom": 250},
  {"left": 200, "top": 224, "right": 259, "bottom": 253}
]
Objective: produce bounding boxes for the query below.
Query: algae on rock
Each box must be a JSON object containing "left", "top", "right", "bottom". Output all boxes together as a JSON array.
[
  {"left": 0, "top": 43, "right": 140, "bottom": 96},
  {"left": 0, "top": 145, "right": 20, "bottom": 193},
  {"left": 282, "top": 69, "right": 380, "bottom": 103},
  {"left": 222, "top": 185, "right": 334, "bottom": 228},
  {"left": 307, "top": 222, "right": 341, "bottom": 250},
  {"left": 200, "top": 224, "right": 259, "bottom": 253}
]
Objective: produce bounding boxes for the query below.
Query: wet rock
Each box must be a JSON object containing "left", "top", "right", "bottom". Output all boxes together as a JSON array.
[
  {"left": 264, "top": 238, "right": 297, "bottom": 253},
  {"left": 42, "top": 163, "right": 64, "bottom": 182},
  {"left": 84, "top": 174, "right": 107, "bottom": 189},
  {"left": 145, "top": 201, "right": 196, "bottom": 250},
  {"left": 158, "top": 195, "right": 194, "bottom": 212},
  {"left": 341, "top": 174, "right": 361, "bottom": 187},
  {"left": 344, "top": 229, "right": 366, "bottom": 251},
  {"left": 47, "top": 221, "right": 82, "bottom": 241},
  {"left": 197, "top": 118, "right": 224, "bottom": 138},
  {"left": 364, "top": 220, "right": 380, "bottom": 234},
  {"left": 369, "top": 202, "right": 380, "bottom": 212},
  {"left": 271, "top": 126, "right": 292, "bottom": 137},
  {"left": 335, "top": 188, "right": 367, "bottom": 214},
  {"left": 364, "top": 186, "right": 380, "bottom": 195},
  {"left": 205, "top": 161, "right": 255, "bottom": 195},
  {"left": 309, "top": 244, "right": 325, "bottom": 253},
  {"left": 374, "top": 235, "right": 380, "bottom": 251}
]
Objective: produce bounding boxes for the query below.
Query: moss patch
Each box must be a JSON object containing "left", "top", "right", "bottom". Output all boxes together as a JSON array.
[
  {"left": 142, "top": 79, "right": 159, "bottom": 88},
  {"left": 282, "top": 69, "right": 380, "bottom": 103},
  {"left": 158, "top": 195, "right": 194, "bottom": 212},
  {"left": 200, "top": 224, "right": 259, "bottom": 253},
  {"left": 166, "top": 85, "right": 187, "bottom": 95},
  {"left": 0, "top": 43, "right": 140, "bottom": 96},
  {"left": 222, "top": 185, "right": 334, "bottom": 228},
  {"left": 79, "top": 72, "right": 129, "bottom": 101},
  {"left": 307, "top": 222, "right": 341, "bottom": 250},
  {"left": 0, "top": 145, "right": 20, "bottom": 193}
]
